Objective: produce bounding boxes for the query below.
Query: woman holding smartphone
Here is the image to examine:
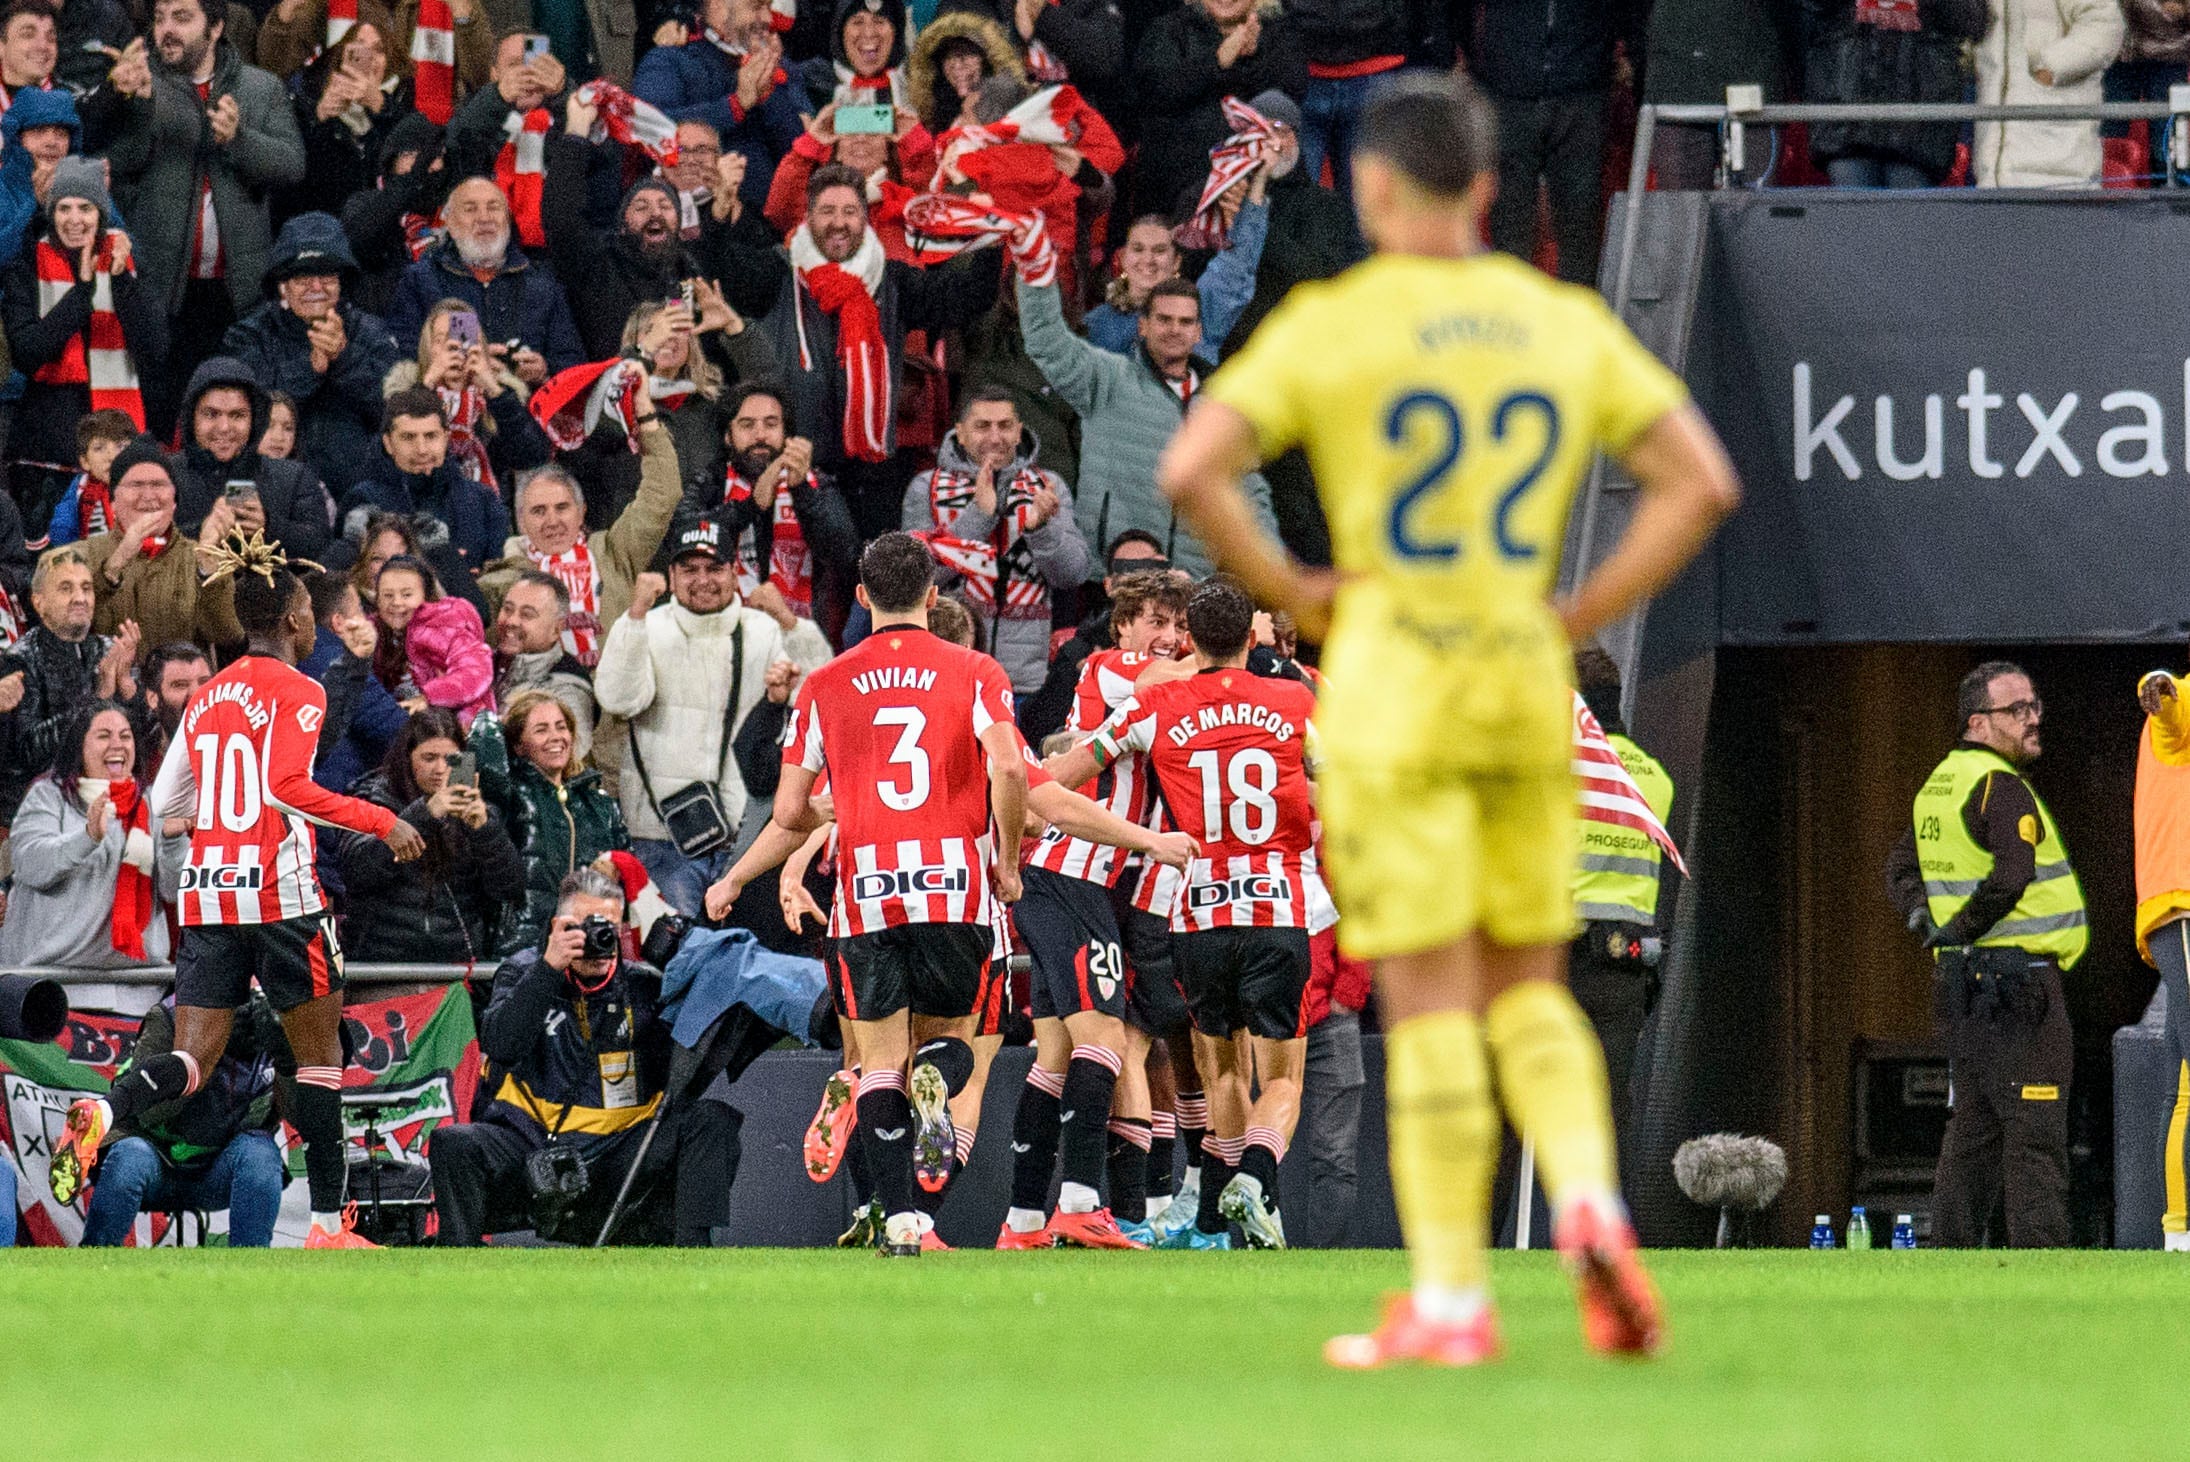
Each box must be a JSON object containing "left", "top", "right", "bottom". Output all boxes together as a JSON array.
[{"left": 337, "top": 708, "right": 525, "bottom": 965}]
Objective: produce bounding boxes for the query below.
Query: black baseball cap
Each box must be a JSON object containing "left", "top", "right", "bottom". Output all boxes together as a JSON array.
[{"left": 672, "top": 518, "right": 731, "bottom": 564}]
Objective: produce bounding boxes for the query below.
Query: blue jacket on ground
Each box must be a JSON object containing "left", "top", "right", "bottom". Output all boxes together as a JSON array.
[
  {"left": 661, "top": 927, "right": 829, "bottom": 1049},
  {"left": 385, "top": 238, "right": 587, "bottom": 376},
  {"left": 631, "top": 41, "right": 808, "bottom": 214}
]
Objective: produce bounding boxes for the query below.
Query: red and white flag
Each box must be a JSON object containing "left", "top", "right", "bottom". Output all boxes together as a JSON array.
[
  {"left": 934, "top": 84, "right": 1119, "bottom": 174},
  {"left": 496, "top": 107, "right": 552, "bottom": 248},
  {"left": 575, "top": 79, "right": 682, "bottom": 167},
  {"left": 1174, "top": 96, "right": 1279, "bottom": 251},
  {"left": 409, "top": 0, "right": 455, "bottom": 124},
  {"left": 327, "top": 0, "right": 357, "bottom": 46},
  {"left": 1573, "top": 692, "right": 1686, "bottom": 875},
  {"left": 529, "top": 358, "right": 647, "bottom": 452},
  {"left": 903, "top": 192, "right": 1053, "bottom": 285}
]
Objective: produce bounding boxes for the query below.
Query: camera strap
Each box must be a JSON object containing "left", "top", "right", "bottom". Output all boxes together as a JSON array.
[{"left": 627, "top": 618, "right": 745, "bottom": 827}]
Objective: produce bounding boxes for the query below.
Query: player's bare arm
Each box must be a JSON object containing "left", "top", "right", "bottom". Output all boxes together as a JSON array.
[
  {"left": 1159, "top": 400, "right": 1339, "bottom": 640},
  {"left": 1041, "top": 737, "right": 1104, "bottom": 791},
  {"left": 1559, "top": 404, "right": 1742, "bottom": 646},
  {"left": 980, "top": 720, "right": 1029, "bottom": 901},
  {"left": 1027, "top": 780, "right": 1199, "bottom": 868},
  {"left": 703, "top": 814, "right": 821, "bottom": 921},
  {"left": 771, "top": 762, "right": 830, "bottom": 838}
]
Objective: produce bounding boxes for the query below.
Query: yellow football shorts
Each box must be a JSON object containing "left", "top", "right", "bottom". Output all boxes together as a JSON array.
[{"left": 1318, "top": 760, "right": 1579, "bottom": 960}]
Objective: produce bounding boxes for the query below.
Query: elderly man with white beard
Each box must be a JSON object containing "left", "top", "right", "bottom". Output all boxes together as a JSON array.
[{"left": 385, "top": 175, "right": 587, "bottom": 383}]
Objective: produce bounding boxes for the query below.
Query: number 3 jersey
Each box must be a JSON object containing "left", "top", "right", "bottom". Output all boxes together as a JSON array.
[
  {"left": 784, "top": 625, "right": 1017, "bottom": 937},
  {"left": 150, "top": 655, "right": 398, "bottom": 926},
  {"left": 1090, "top": 666, "right": 1320, "bottom": 932}
]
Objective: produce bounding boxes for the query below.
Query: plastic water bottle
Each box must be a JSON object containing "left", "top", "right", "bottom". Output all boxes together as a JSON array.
[
  {"left": 1892, "top": 1214, "right": 1916, "bottom": 1250},
  {"left": 1848, "top": 1206, "right": 1872, "bottom": 1251},
  {"left": 1810, "top": 1214, "right": 1835, "bottom": 1249}
]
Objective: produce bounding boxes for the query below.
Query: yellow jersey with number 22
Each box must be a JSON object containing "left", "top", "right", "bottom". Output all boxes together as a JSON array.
[{"left": 1203, "top": 251, "right": 1689, "bottom": 777}]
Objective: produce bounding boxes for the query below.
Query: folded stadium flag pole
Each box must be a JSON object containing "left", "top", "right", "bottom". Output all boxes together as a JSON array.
[{"left": 1574, "top": 691, "right": 1687, "bottom": 876}]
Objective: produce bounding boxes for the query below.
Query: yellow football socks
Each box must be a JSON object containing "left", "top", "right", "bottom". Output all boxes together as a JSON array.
[
  {"left": 1485, "top": 981, "right": 1620, "bottom": 1210},
  {"left": 1384, "top": 1009, "right": 1496, "bottom": 1293}
]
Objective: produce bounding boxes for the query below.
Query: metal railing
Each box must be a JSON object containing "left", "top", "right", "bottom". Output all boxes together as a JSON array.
[{"left": 18, "top": 962, "right": 472, "bottom": 988}]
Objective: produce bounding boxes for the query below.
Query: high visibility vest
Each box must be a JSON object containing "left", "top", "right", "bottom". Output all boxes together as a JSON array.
[
  {"left": 1573, "top": 733, "right": 1674, "bottom": 926},
  {"left": 1912, "top": 746, "right": 2089, "bottom": 968}
]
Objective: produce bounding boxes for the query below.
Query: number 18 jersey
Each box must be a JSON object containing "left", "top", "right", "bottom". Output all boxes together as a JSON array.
[
  {"left": 1091, "top": 666, "right": 1318, "bottom": 933},
  {"left": 150, "top": 655, "right": 398, "bottom": 926},
  {"left": 784, "top": 626, "right": 1016, "bottom": 937}
]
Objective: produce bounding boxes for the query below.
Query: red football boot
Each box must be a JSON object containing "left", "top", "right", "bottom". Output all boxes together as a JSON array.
[
  {"left": 1045, "top": 1207, "right": 1147, "bottom": 1250},
  {"left": 1554, "top": 1197, "right": 1665, "bottom": 1358},
  {"left": 303, "top": 1204, "right": 383, "bottom": 1250},
  {"left": 995, "top": 1222, "right": 1057, "bottom": 1251},
  {"left": 803, "top": 1068, "right": 858, "bottom": 1183},
  {"left": 1323, "top": 1295, "right": 1503, "bottom": 1370}
]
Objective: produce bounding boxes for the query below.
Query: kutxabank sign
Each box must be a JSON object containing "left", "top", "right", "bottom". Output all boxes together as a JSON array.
[{"left": 1696, "top": 191, "right": 2190, "bottom": 644}]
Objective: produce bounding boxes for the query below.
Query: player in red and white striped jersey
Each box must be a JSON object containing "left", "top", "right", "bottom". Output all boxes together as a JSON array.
[
  {"left": 48, "top": 541, "right": 425, "bottom": 1247},
  {"left": 1001, "top": 571, "right": 1197, "bottom": 1249},
  {"left": 770, "top": 533, "right": 1028, "bottom": 1255},
  {"left": 1047, "top": 580, "right": 1319, "bottom": 1250}
]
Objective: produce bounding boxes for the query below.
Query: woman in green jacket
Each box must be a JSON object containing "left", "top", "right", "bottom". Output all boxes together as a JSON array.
[{"left": 473, "top": 688, "right": 629, "bottom": 956}]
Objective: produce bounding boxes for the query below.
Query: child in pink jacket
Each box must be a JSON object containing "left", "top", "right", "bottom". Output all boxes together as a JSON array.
[{"left": 372, "top": 555, "right": 494, "bottom": 727}]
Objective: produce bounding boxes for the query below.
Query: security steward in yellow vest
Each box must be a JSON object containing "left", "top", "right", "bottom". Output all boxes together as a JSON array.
[
  {"left": 1886, "top": 662, "right": 2084, "bottom": 1248},
  {"left": 1571, "top": 650, "right": 1676, "bottom": 1172},
  {"left": 425, "top": 874, "right": 736, "bottom": 1246}
]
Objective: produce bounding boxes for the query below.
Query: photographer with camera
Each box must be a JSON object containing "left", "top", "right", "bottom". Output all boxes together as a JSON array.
[{"left": 425, "top": 867, "right": 736, "bottom": 1246}]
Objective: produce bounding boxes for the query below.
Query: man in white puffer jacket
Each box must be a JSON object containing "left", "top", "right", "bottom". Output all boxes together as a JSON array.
[
  {"left": 1974, "top": 0, "right": 2126, "bottom": 188},
  {"left": 594, "top": 518, "right": 832, "bottom": 916}
]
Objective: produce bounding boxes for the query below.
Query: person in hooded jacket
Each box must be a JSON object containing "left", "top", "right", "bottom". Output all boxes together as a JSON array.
[
  {"left": 933, "top": 0, "right": 1129, "bottom": 122},
  {"left": 222, "top": 210, "right": 404, "bottom": 496},
  {"left": 801, "top": 0, "right": 917, "bottom": 113},
  {"left": 160, "top": 355, "right": 333, "bottom": 560},
  {"left": 340, "top": 707, "right": 525, "bottom": 964},
  {"left": 340, "top": 111, "right": 454, "bottom": 319},
  {"left": 908, "top": 10, "right": 1027, "bottom": 134},
  {"left": 340, "top": 385, "right": 511, "bottom": 585},
  {"left": 0, "top": 85, "right": 82, "bottom": 279},
  {"left": 0, "top": 157, "right": 165, "bottom": 523}
]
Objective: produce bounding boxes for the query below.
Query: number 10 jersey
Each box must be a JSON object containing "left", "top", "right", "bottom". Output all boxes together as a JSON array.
[
  {"left": 783, "top": 625, "right": 1017, "bottom": 938},
  {"left": 150, "top": 655, "right": 398, "bottom": 926}
]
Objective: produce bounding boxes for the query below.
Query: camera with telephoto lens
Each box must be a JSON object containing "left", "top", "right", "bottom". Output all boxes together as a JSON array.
[{"left": 579, "top": 915, "right": 621, "bottom": 963}]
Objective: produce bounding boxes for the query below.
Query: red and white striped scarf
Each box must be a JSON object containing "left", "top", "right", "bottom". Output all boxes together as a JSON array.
[
  {"left": 32, "top": 230, "right": 145, "bottom": 428},
  {"left": 496, "top": 107, "right": 552, "bottom": 248},
  {"left": 902, "top": 192, "right": 1053, "bottom": 285},
  {"left": 574, "top": 79, "right": 680, "bottom": 166},
  {"left": 1573, "top": 693, "right": 1686, "bottom": 875},
  {"left": 526, "top": 538, "right": 603, "bottom": 665},
  {"left": 916, "top": 461, "right": 1050, "bottom": 615},
  {"left": 410, "top": 0, "right": 455, "bottom": 124},
  {"left": 399, "top": 205, "right": 444, "bottom": 259},
  {"left": 725, "top": 465, "right": 815, "bottom": 619},
  {"left": 327, "top": 0, "right": 357, "bottom": 46},
  {"left": 440, "top": 383, "right": 494, "bottom": 492},
  {"left": 1174, "top": 96, "right": 1280, "bottom": 251},
  {"left": 934, "top": 84, "right": 1113, "bottom": 178},
  {"left": 529, "top": 356, "right": 647, "bottom": 451},
  {"left": 788, "top": 223, "right": 891, "bottom": 463}
]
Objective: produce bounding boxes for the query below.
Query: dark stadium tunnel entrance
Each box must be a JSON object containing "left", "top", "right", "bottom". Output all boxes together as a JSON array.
[{"left": 1639, "top": 642, "right": 2159, "bottom": 1249}]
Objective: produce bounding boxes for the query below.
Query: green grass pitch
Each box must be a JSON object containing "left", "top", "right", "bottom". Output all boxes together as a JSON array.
[{"left": 5, "top": 1248, "right": 2184, "bottom": 1460}]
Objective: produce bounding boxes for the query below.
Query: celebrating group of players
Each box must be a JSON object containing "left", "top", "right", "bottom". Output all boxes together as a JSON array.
[
  {"left": 51, "top": 68, "right": 1746, "bottom": 1369},
  {"left": 700, "top": 533, "right": 1320, "bottom": 1260}
]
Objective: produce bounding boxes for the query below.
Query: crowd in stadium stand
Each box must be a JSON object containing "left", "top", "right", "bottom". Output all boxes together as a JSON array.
[{"left": 0, "top": 0, "right": 2166, "bottom": 1242}]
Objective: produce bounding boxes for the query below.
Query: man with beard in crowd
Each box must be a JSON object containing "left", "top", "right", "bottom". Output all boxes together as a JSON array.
[
  {"left": 701, "top": 381, "right": 859, "bottom": 644},
  {"left": 132, "top": 641, "right": 210, "bottom": 769},
  {"left": 760, "top": 163, "right": 999, "bottom": 541},
  {"left": 103, "top": 0, "right": 304, "bottom": 431},
  {"left": 634, "top": 0, "right": 804, "bottom": 216},
  {"left": 386, "top": 175, "right": 585, "bottom": 384}
]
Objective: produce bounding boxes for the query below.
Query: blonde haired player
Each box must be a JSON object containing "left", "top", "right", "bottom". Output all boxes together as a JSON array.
[{"left": 1157, "top": 72, "right": 1741, "bottom": 1367}]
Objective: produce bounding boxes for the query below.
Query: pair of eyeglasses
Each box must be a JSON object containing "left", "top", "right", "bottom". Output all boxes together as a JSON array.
[{"left": 1982, "top": 700, "right": 2043, "bottom": 722}]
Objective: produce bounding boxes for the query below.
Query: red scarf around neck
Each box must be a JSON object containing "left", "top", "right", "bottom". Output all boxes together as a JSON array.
[
  {"left": 99, "top": 777, "right": 154, "bottom": 959},
  {"left": 33, "top": 231, "right": 145, "bottom": 428},
  {"left": 798, "top": 259, "right": 889, "bottom": 463}
]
